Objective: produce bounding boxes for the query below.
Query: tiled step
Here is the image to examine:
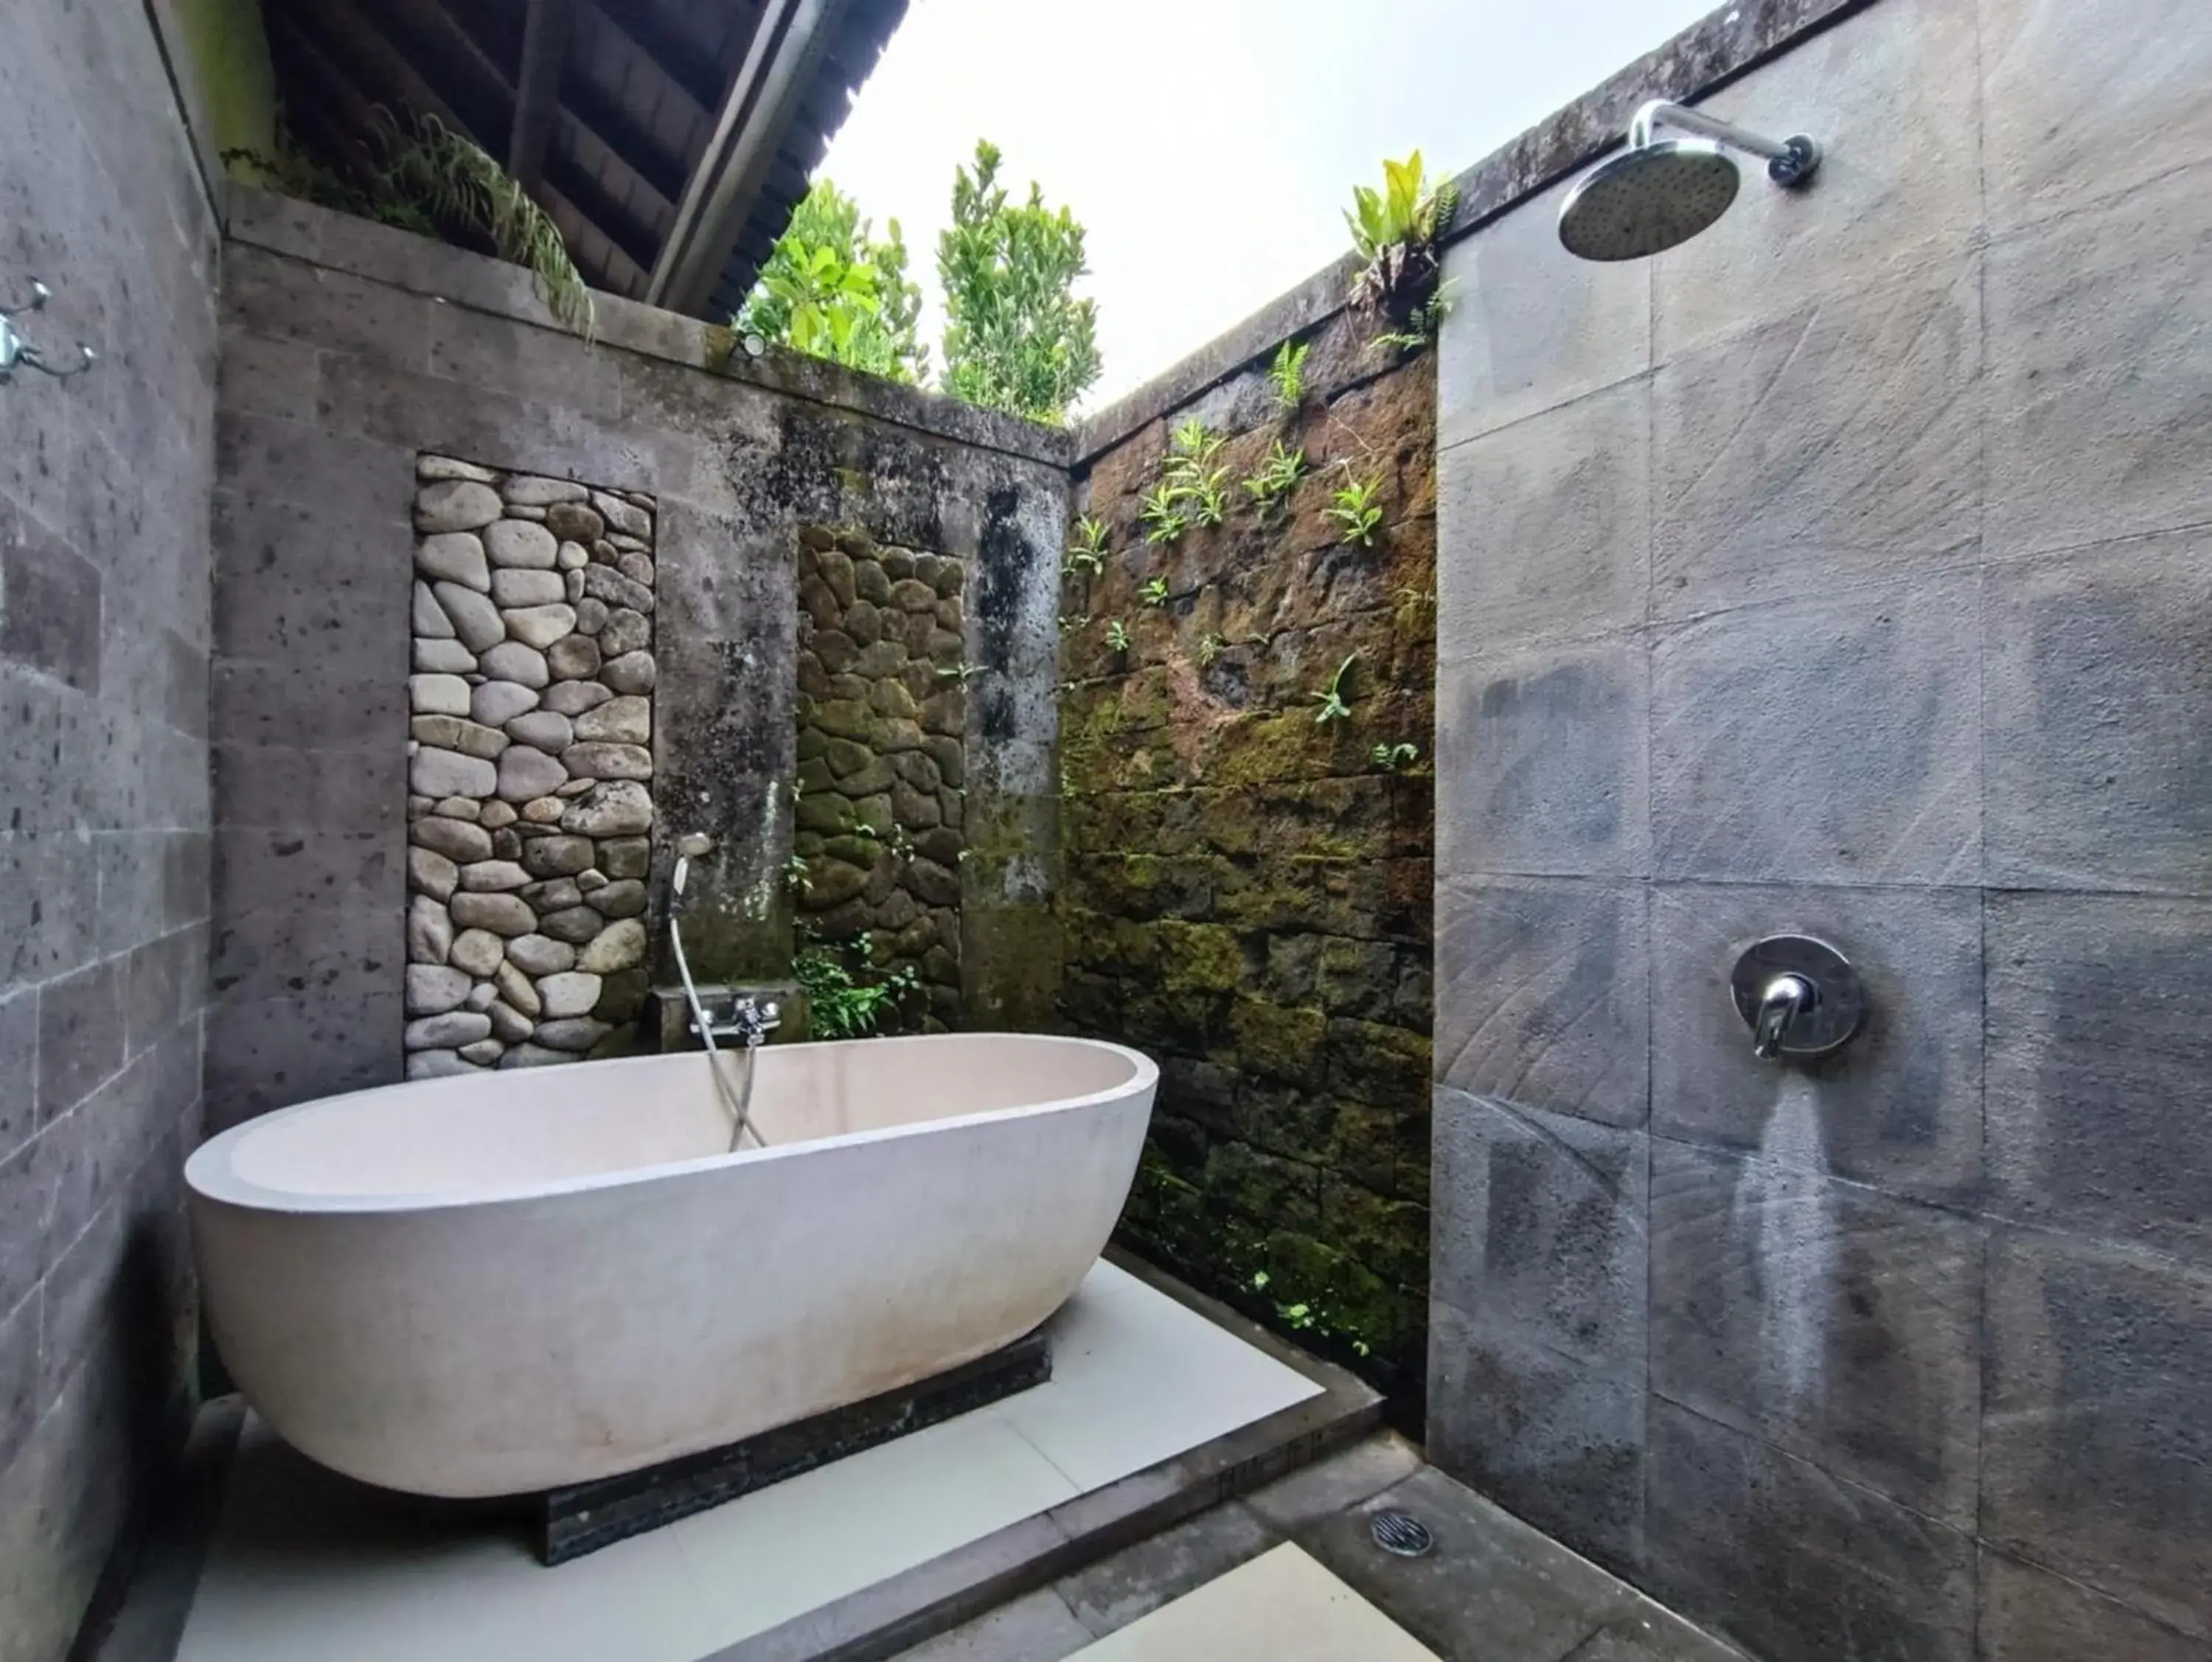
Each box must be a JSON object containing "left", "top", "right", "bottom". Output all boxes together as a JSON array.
[{"left": 1069, "top": 1543, "right": 1439, "bottom": 1661}]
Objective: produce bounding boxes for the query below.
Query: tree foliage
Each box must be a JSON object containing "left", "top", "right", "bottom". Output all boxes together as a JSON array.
[
  {"left": 737, "top": 181, "right": 926, "bottom": 383},
  {"left": 936, "top": 141, "right": 1101, "bottom": 425}
]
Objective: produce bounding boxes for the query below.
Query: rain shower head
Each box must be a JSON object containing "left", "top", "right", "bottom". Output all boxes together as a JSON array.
[{"left": 1558, "top": 100, "right": 1819, "bottom": 262}]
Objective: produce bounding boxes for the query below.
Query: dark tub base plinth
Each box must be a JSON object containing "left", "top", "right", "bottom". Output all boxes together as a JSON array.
[{"left": 535, "top": 1330, "right": 1052, "bottom": 1565}]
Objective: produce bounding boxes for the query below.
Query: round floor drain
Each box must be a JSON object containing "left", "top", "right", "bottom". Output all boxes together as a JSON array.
[{"left": 1370, "top": 1509, "right": 1433, "bottom": 1557}]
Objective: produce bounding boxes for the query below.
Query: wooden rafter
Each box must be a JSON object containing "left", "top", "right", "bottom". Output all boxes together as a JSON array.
[{"left": 509, "top": 0, "right": 577, "bottom": 192}]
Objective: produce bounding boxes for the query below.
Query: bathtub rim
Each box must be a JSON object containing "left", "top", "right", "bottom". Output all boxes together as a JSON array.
[{"left": 186, "top": 1031, "right": 1158, "bottom": 1217}]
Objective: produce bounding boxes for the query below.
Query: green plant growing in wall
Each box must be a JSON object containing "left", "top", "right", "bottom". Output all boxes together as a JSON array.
[
  {"left": 1241, "top": 439, "right": 1307, "bottom": 512},
  {"left": 1065, "top": 514, "right": 1110, "bottom": 575},
  {"left": 1139, "top": 483, "right": 1190, "bottom": 546},
  {"left": 936, "top": 661, "right": 986, "bottom": 685},
  {"left": 1372, "top": 741, "right": 1419, "bottom": 771},
  {"left": 737, "top": 179, "right": 927, "bottom": 382},
  {"left": 1104, "top": 619, "right": 1132, "bottom": 655},
  {"left": 1312, "top": 653, "right": 1359, "bottom": 724},
  {"left": 781, "top": 852, "right": 813, "bottom": 896},
  {"left": 1326, "top": 473, "right": 1385, "bottom": 546},
  {"left": 1140, "top": 577, "right": 1169, "bottom": 607},
  {"left": 1197, "top": 632, "right": 1225, "bottom": 667},
  {"left": 1267, "top": 340, "right": 1310, "bottom": 410},
  {"left": 938, "top": 140, "right": 1102, "bottom": 424},
  {"left": 231, "top": 111, "right": 594, "bottom": 337},
  {"left": 1344, "top": 151, "right": 1456, "bottom": 353},
  {"left": 1369, "top": 279, "right": 1456, "bottom": 356},
  {"left": 1057, "top": 613, "right": 1092, "bottom": 635},
  {"left": 1158, "top": 419, "right": 1230, "bottom": 528},
  {"left": 795, "top": 945, "right": 917, "bottom": 1039}
]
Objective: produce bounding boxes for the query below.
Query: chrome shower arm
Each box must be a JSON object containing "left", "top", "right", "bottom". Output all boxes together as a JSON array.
[{"left": 1629, "top": 100, "right": 1819, "bottom": 184}]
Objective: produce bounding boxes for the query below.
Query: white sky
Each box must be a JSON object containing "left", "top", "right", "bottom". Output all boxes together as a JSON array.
[{"left": 817, "top": 0, "right": 1715, "bottom": 410}]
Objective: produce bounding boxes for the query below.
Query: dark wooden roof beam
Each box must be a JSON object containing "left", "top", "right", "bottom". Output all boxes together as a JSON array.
[{"left": 510, "top": 0, "right": 577, "bottom": 192}]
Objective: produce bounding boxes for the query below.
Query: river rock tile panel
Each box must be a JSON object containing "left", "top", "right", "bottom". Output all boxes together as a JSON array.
[
  {"left": 403, "top": 457, "right": 656, "bottom": 1075},
  {"left": 791, "top": 526, "right": 965, "bottom": 1032}
]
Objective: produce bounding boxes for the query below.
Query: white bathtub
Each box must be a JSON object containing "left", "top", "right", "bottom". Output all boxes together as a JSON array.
[{"left": 185, "top": 1032, "right": 1157, "bottom": 1498}]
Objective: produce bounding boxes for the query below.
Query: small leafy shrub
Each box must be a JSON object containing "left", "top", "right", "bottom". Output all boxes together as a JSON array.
[
  {"left": 738, "top": 179, "right": 926, "bottom": 382},
  {"left": 782, "top": 852, "right": 813, "bottom": 896},
  {"left": 1372, "top": 741, "right": 1419, "bottom": 771},
  {"left": 1312, "top": 653, "right": 1358, "bottom": 724},
  {"left": 1242, "top": 439, "right": 1307, "bottom": 511},
  {"left": 1164, "top": 420, "right": 1230, "bottom": 527},
  {"left": 1141, "top": 577, "right": 1169, "bottom": 607},
  {"left": 1057, "top": 612, "right": 1091, "bottom": 635},
  {"left": 1345, "top": 151, "right": 1456, "bottom": 347},
  {"left": 795, "top": 946, "right": 917, "bottom": 1039},
  {"left": 1197, "top": 632, "right": 1225, "bottom": 667},
  {"left": 1105, "top": 618, "right": 1131, "bottom": 654},
  {"left": 1139, "top": 482, "right": 1190, "bottom": 546},
  {"left": 1267, "top": 340, "right": 1310, "bottom": 410},
  {"left": 1065, "top": 514, "right": 1110, "bottom": 575},
  {"left": 936, "top": 661, "right": 984, "bottom": 685},
  {"left": 1327, "top": 474, "right": 1385, "bottom": 546},
  {"left": 1370, "top": 279, "right": 1455, "bottom": 355}
]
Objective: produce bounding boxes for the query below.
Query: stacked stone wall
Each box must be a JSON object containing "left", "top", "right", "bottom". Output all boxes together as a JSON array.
[
  {"left": 403, "top": 457, "right": 658, "bottom": 1073},
  {"left": 793, "top": 527, "right": 967, "bottom": 1032}
]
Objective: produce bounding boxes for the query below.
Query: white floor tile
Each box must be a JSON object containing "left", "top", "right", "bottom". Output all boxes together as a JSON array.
[
  {"left": 993, "top": 1268, "right": 1322, "bottom": 1491},
  {"left": 1071, "top": 1544, "right": 1441, "bottom": 1661},
  {"left": 175, "top": 1262, "right": 1318, "bottom": 1662}
]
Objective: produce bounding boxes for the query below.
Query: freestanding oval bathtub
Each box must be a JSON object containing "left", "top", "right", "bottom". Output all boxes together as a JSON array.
[{"left": 185, "top": 1032, "right": 1156, "bottom": 1498}]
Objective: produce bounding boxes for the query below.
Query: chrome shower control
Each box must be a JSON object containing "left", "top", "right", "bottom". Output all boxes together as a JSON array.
[{"left": 1729, "top": 935, "right": 1865, "bottom": 1060}]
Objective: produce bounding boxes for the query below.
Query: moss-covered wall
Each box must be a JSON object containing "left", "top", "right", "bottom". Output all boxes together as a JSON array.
[{"left": 1060, "top": 310, "right": 1436, "bottom": 1399}]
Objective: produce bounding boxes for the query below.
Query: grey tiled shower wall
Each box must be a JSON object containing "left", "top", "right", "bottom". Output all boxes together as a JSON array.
[{"left": 1427, "top": 1, "right": 2212, "bottom": 1658}]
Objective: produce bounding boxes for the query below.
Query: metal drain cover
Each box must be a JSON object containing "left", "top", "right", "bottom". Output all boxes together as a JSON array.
[{"left": 1370, "top": 1509, "right": 1433, "bottom": 1557}]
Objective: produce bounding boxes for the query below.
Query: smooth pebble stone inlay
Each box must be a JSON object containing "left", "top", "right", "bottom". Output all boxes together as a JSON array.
[
  {"left": 407, "top": 1051, "right": 475, "bottom": 1079},
  {"left": 478, "top": 799, "right": 519, "bottom": 830},
  {"left": 458, "top": 860, "right": 531, "bottom": 892},
  {"left": 412, "top": 581, "right": 455, "bottom": 638},
  {"left": 453, "top": 892, "right": 537, "bottom": 937},
  {"left": 418, "top": 456, "right": 497, "bottom": 484},
  {"left": 487, "top": 1001, "right": 535, "bottom": 1043},
  {"left": 495, "top": 960, "right": 542, "bottom": 1016},
  {"left": 591, "top": 491, "right": 650, "bottom": 538},
  {"left": 560, "top": 780, "right": 653, "bottom": 836},
  {"left": 405, "top": 964, "right": 471, "bottom": 1016},
  {"left": 503, "top": 475, "right": 588, "bottom": 507},
  {"left": 507, "top": 710, "right": 574, "bottom": 753},
  {"left": 416, "top": 532, "right": 490, "bottom": 590},
  {"left": 601, "top": 651, "right": 655, "bottom": 694},
  {"left": 520, "top": 835, "right": 594, "bottom": 877},
  {"left": 465, "top": 982, "right": 498, "bottom": 1012},
  {"left": 585, "top": 879, "right": 647, "bottom": 917},
  {"left": 414, "top": 480, "right": 502, "bottom": 532},
  {"left": 448, "top": 929, "right": 505, "bottom": 978},
  {"left": 541, "top": 681, "right": 613, "bottom": 716},
  {"left": 479, "top": 641, "right": 550, "bottom": 688},
  {"left": 411, "top": 816, "right": 493, "bottom": 863},
  {"left": 507, "top": 934, "right": 577, "bottom": 976},
  {"left": 459, "top": 1039, "right": 507, "bottom": 1066},
  {"left": 557, "top": 541, "right": 590, "bottom": 571},
  {"left": 407, "top": 895, "right": 454, "bottom": 965},
  {"left": 406, "top": 1011, "right": 492, "bottom": 1051},
  {"left": 564, "top": 742, "right": 652, "bottom": 781},
  {"left": 497, "top": 746, "right": 568, "bottom": 803},
  {"left": 547, "top": 635, "right": 602, "bottom": 681},
  {"left": 577, "top": 918, "right": 647, "bottom": 973},
  {"left": 544, "top": 503, "right": 603, "bottom": 542},
  {"left": 573, "top": 697, "right": 650, "bottom": 744},
  {"left": 534, "top": 1017, "right": 610, "bottom": 1053},
  {"left": 492, "top": 567, "right": 566, "bottom": 608},
  {"left": 434, "top": 582, "right": 505, "bottom": 653},
  {"left": 411, "top": 748, "right": 496, "bottom": 801},
  {"left": 484, "top": 519, "right": 559, "bottom": 569},
  {"left": 502, "top": 603, "right": 577, "bottom": 648},
  {"left": 410, "top": 673, "right": 471, "bottom": 716},
  {"left": 471, "top": 681, "right": 539, "bottom": 728},
  {"left": 598, "top": 609, "right": 649, "bottom": 656},
  {"left": 536, "top": 972, "right": 604, "bottom": 1019},
  {"left": 414, "top": 639, "right": 476, "bottom": 674}
]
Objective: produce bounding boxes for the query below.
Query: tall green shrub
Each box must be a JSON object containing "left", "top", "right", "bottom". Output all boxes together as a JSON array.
[
  {"left": 936, "top": 141, "right": 1100, "bottom": 425},
  {"left": 738, "top": 180, "right": 927, "bottom": 383}
]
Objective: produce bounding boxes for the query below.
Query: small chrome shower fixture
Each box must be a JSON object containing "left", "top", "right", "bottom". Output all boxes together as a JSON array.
[
  {"left": 1558, "top": 100, "right": 1820, "bottom": 262},
  {"left": 0, "top": 280, "right": 97, "bottom": 386}
]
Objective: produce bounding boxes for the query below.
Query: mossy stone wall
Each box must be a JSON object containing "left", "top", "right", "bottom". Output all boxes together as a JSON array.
[{"left": 1060, "top": 310, "right": 1436, "bottom": 1398}]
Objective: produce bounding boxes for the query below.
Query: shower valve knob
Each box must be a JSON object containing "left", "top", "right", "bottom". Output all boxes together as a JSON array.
[{"left": 1729, "top": 935, "right": 1865, "bottom": 1060}]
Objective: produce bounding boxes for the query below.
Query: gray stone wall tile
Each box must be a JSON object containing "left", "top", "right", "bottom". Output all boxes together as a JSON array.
[
  {"left": 215, "top": 325, "right": 321, "bottom": 424},
  {"left": 1646, "top": 1400, "right": 1975, "bottom": 1662},
  {"left": 1427, "top": 1298, "right": 1649, "bottom": 1582},
  {"left": 1981, "top": 1231, "right": 2212, "bottom": 1639},
  {"left": 0, "top": 501, "right": 102, "bottom": 695},
  {"left": 0, "top": 990, "right": 38, "bottom": 1158},
  {"left": 1438, "top": 631, "right": 1649, "bottom": 878},
  {"left": 211, "top": 663, "right": 398, "bottom": 751},
  {"left": 1984, "top": 533, "right": 2212, "bottom": 894},
  {"left": 35, "top": 961, "right": 121, "bottom": 1128},
  {"left": 1651, "top": 0, "right": 1983, "bottom": 362},
  {"left": 212, "top": 744, "right": 406, "bottom": 835},
  {"left": 204, "top": 990, "right": 403, "bottom": 1133},
  {"left": 425, "top": 304, "right": 624, "bottom": 422},
  {"left": 1986, "top": 893, "right": 2212, "bottom": 1265},
  {"left": 211, "top": 489, "right": 409, "bottom": 677},
  {"left": 1649, "top": 574, "right": 1982, "bottom": 885},
  {"left": 0, "top": 1127, "right": 69, "bottom": 1317},
  {"left": 1985, "top": 164, "right": 2212, "bottom": 557},
  {"left": 1649, "top": 883, "right": 1983, "bottom": 1204},
  {"left": 1980, "top": 0, "right": 2212, "bottom": 234},
  {"left": 1433, "top": 1085, "right": 1649, "bottom": 1366},
  {"left": 1650, "top": 1139, "right": 1984, "bottom": 1529},
  {"left": 1652, "top": 261, "right": 1980, "bottom": 618},
  {"left": 0, "top": 830, "right": 100, "bottom": 987},
  {"left": 1438, "top": 174, "right": 1650, "bottom": 448},
  {"left": 212, "top": 830, "right": 400, "bottom": 1009},
  {"left": 1975, "top": 1549, "right": 2208, "bottom": 1662},
  {"left": 1438, "top": 378, "right": 1650, "bottom": 652},
  {"left": 214, "top": 408, "right": 412, "bottom": 524},
  {"left": 1435, "top": 876, "right": 1649, "bottom": 1130},
  {"left": 0, "top": 1287, "right": 38, "bottom": 1475},
  {"left": 223, "top": 246, "right": 431, "bottom": 375}
]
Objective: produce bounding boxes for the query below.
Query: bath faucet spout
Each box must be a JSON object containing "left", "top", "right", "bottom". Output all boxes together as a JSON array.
[
  {"left": 706, "top": 996, "right": 780, "bottom": 1049},
  {"left": 1752, "top": 973, "right": 1813, "bottom": 1059}
]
